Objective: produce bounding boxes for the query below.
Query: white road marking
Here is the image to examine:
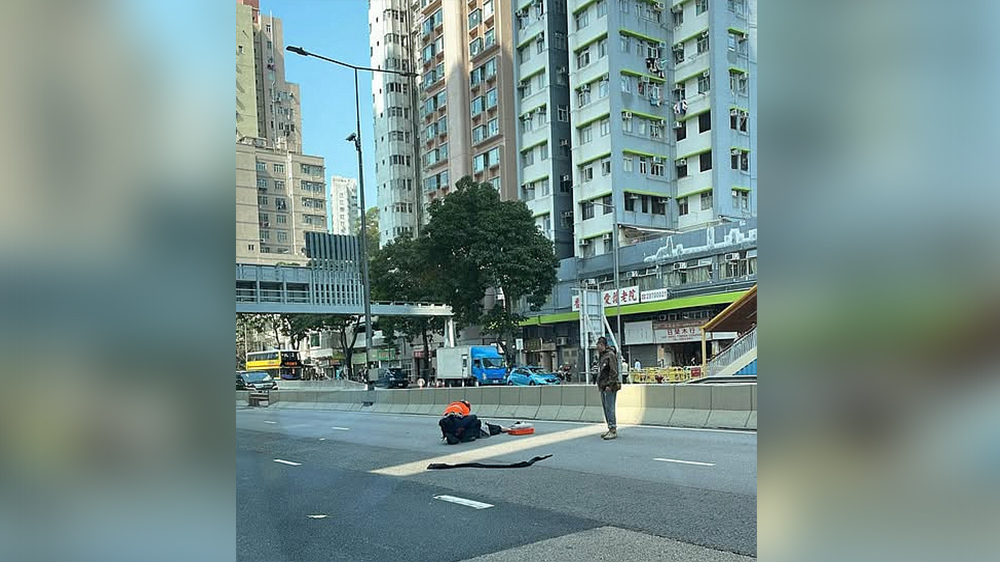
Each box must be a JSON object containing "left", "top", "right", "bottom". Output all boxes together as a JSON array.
[
  {"left": 264, "top": 421, "right": 278, "bottom": 424},
  {"left": 319, "top": 438, "right": 326, "bottom": 441},
  {"left": 273, "top": 458, "right": 302, "bottom": 466},
  {"left": 654, "top": 458, "right": 715, "bottom": 467},
  {"left": 434, "top": 495, "right": 494, "bottom": 510},
  {"left": 331, "top": 426, "right": 350, "bottom": 431},
  {"left": 307, "top": 514, "right": 328, "bottom": 519}
]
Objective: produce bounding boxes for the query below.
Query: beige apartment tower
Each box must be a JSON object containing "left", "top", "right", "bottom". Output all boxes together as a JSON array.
[{"left": 236, "top": 0, "right": 328, "bottom": 265}]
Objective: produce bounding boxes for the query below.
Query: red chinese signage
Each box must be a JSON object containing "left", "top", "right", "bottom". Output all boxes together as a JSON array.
[{"left": 602, "top": 286, "right": 640, "bottom": 308}]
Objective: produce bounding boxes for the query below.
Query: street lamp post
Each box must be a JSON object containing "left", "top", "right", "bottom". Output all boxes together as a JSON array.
[{"left": 286, "top": 45, "right": 417, "bottom": 384}]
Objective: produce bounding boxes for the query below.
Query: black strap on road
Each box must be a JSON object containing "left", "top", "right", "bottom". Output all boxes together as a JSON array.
[{"left": 427, "top": 454, "right": 553, "bottom": 470}]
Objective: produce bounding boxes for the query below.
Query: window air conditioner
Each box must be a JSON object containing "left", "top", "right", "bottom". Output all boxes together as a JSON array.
[
  {"left": 580, "top": 84, "right": 591, "bottom": 92},
  {"left": 559, "top": 139, "right": 570, "bottom": 147},
  {"left": 671, "top": 5, "right": 683, "bottom": 13},
  {"left": 557, "top": 66, "right": 567, "bottom": 74},
  {"left": 602, "top": 233, "right": 613, "bottom": 242},
  {"left": 702, "top": 71, "right": 711, "bottom": 78},
  {"left": 579, "top": 239, "right": 591, "bottom": 247},
  {"left": 676, "top": 158, "right": 687, "bottom": 166},
  {"left": 556, "top": 337, "right": 569, "bottom": 346},
  {"left": 674, "top": 121, "right": 684, "bottom": 128},
  {"left": 653, "top": 157, "right": 663, "bottom": 164},
  {"left": 731, "top": 148, "right": 742, "bottom": 155},
  {"left": 623, "top": 111, "right": 633, "bottom": 119},
  {"left": 730, "top": 108, "right": 741, "bottom": 116},
  {"left": 725, "top": 252, "right": 741, "bottom": 262},
  {"left": 673, "top": 43, "right": 684, "bottom": 51},
  {"left": 654, "top": 2, "right": 664, "bottom": 10}
]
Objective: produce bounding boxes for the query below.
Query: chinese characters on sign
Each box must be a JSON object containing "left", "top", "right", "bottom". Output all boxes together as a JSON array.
[
  {"left": 601, "top": 286, "right": 640, "bottom": 308},
  {"left": 572, "top": 294, "right": 582, "bottom": 311}
]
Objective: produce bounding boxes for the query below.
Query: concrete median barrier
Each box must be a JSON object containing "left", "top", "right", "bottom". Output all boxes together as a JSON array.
[
  {"left": 371, "top": 389, "right": 392, "bottom": 413},
  {"left": 351, "top": 390, "right": 376, "bottom": 411},
  {"left": 535, "top": 386, "right": 562, "bottom": 420},
  {"left": 556, "top": 386, "right": 586, "bottom": 421},
  {"left": 402, "top": 389, "right": 423, "bottom": 414},
  {"left": 706, "top": 385, "right": 753, "bottom": 429},
  {"left": 419, "top": 388, "right": 445, "bottom": 415},
  {"left": 387, "top": 389, "right": 410, "bottom": 414},
  {"left": 670, "top": 385, "right": 712, "bottom": 427},
  {"left": 580, "top": 386, "right": 605, "bottom": 423},
  {"left": 640, "top": 385, "right": 675, "bottom": 425},
  {"left": 513, "top": 386, "right": 541, "bottom": 419},
  {"left": 237, "top": 390, "right": 249, "bottom": 405},
  {"left": 316, "top": 390, "right": 348, "bottom": 411},
  {"left": 495, "top": 387, "right": 521, "bottom": 418},
  {"left": 747, "top": 385, "right": 757, "bottom": 430},
  {"left": 616, "top": 385, "right": 645, "bottom": 425},
  {"left": 412, "top": 387, "right": 435, "bottom": 415},
  {"left": 449, "top": 387, "right": 481, "bottom": 415},
  {"left": 477, "top": 387, "right": 501, "bottom": 417}
]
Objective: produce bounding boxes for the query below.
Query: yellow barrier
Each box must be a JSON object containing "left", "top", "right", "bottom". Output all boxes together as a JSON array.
[{"left": 630, "top": 367, "right": 694, "bottom": 384}]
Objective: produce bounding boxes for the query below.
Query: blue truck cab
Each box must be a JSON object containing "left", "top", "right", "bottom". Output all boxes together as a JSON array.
[{"left": 469, "top": 346, "right": 507, "bottom": 385}]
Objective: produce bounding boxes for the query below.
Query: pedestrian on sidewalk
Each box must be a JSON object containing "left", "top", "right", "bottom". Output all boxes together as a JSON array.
[{"left": 596, "top": 337, "right": 621, "bottom": 440}]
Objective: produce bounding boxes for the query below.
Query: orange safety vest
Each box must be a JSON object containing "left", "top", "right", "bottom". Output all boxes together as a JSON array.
[{"left": 442, "top": 401, "right": 471, "bottom": 417}]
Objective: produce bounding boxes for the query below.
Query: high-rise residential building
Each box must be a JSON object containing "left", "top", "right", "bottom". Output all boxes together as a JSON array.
[
  {"left": 369, "top": 0, "right": 521, "bottom": 248},
  {"left": 329, "top": 176, "right": 360, "bottom": 236},
  {"left": 554, "top": 0, "right": 755, "bottom": 258},
  {"left": 512, "top": 0, "right": 575, "bottom": 259},
  {"left": 369, "top": 0, "right": 421, "bottom": 247},
  {"left": 236, "top": 0, "right": 328, "bottom": 264}
]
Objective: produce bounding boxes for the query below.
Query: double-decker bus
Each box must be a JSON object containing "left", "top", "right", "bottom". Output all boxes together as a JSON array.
[{"left": 245, "top": 349, "right": 302, "bottom": 380}]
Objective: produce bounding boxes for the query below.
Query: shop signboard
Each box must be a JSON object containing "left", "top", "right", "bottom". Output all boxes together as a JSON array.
[
  {"left": 640, "top": 288, "right": 669, "bottom": 303},
  {"left": 601, "top": 285, "right": 640, "bottom": 308}
]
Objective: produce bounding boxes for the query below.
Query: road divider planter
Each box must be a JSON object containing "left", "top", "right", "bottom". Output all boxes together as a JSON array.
[{"left": 706, "top": 384, "right": 753, "bottom": 429}]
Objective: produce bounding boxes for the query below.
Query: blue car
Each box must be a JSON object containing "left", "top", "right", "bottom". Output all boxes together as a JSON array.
[{"left": 506, "top": 366, "right": 561, "bottom": 386}]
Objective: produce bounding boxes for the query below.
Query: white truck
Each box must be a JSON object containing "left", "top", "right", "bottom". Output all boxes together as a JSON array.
[{"left": 435, "top": 345, "right": 507, "bottom": 387}]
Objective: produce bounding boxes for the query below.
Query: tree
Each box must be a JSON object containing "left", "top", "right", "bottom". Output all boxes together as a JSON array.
[
  {"left": 361, "top": 206, "right": 379, "bottom": 260},
  {"left": 370, "top": 237, "right": 445, "bottom": 379},
  {"left": 422, "top": 177, "right": 558, "bottom": 363}
]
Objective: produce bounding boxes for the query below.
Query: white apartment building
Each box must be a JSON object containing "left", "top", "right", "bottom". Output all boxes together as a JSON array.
[
  {"left": 562, "top": 0, "right": 756, "bottom": 257},
  {"left": 329, "top": 176, "right": 359, "bottom": 236}
]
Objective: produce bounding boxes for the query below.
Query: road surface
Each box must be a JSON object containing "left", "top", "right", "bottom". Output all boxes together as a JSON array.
[{"left": 237, "top": 406, "right": 756, "bottom": 561}]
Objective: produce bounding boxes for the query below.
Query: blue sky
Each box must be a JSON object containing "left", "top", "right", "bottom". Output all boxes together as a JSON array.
[{"left": 268, "top": 0, "right": 378, "bottom": 212}]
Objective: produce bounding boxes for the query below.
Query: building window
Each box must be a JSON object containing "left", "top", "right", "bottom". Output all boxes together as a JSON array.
[
  {"left": 728, "top": 31, "right": 748, "bottom": 55},
  {"left": 623, "top": 114, "right": 633, "bottom": 133},
  {"left": 623, "top": 155, "right": 633, "bottom": 172},
  {"left": 576, "top": 10, "right": 589, "bottom": 30},
  {"left": 730, "top": 70, "right": 748, "bottom": 96},
  {"left": 619, "top": 0, "right": 630, "bottom": 13},
  {"left": 599, "top": 117, "right": 610, "bottom": 136},
  {"left": 274, "top": 180, "right": 285, "bottom": 190},
  {"left": 621, "top": 76, "right": 632, "bottom": 93},
  {"left": 275, "top": 198, "right": 287, "bottom": 210},
  {"left": 625, "top": 193, "right": 636, "bottom": 211},
  {"left": 673, "top": 43, "right": 685, "bottom": 64},
  {"left": 488, "top": 118, "right": 500, "bottom": 137},
  {"left": 581, "top": 165, "right": 594, "bottom": 182},
  {"left": 728, "top": 0, "right": 746, "bottom": 16},
  {"left": 577, "top": 86, "right": 592, "bottom": 107},
  {"left": 697, "top": 33, "right": 709, "bottom": 54},
  {"left": 598, "top": 38, "right": 608, "bottom": 58},
  {"left": 554, "top": 31, "right": 567, "bottom": 50},
  {"left": 699, "top": 111, "right": 711, "bottom": 133},
  {"left": 468, "top": 9, "right": 481, "bottom": 29},
  {"left": 558, "top": 105, "right": 569, "bottom": 122},
  {"left": 537, "top": 34, "right": 546, "bottom": 54},
  {"left": 580, "top": 125, "right": 593, "bottom": 144},
  {"left": 731, "top": 150, "right": 749, "bottom": 171},
  {"left": 675, "top": 121, "right": 687, "bottom": 141},
  {"left": 651, "top": 161, "right": 665, "bottom": 176},
  {"left": 484, "top": 0, "right": 495, "bottom": 18},
  {"left": 519, "top": 44, "right": 532, "bottom": 63},
  {"left": 698, "top": 73, "right": 711, "bottom": 93},
  {"left": 700, "top": 151, "right": 713, "bottom": 171},
  {"left": 652, "top": 197, "right": 667, "bottom": 215},
  {"left": 256, "top": 161, "right": 266, "bottom": 172},
  {"left": 700, "top": 191, "right": 713, "bottom": 210},
  {"left": 673, "top": 9, "right": 684, "bottom": 26},
  {"left": 277, "top": 231, "right": 288, "bottom": 243},
  {"left": 597, "top": 0, "right": 608, "bottom": 16},
  {"left": 620, "top": 35, "right": 630, "bottom": 53},
  {"left": 257, "top": 178, "right": 268, "bottom": 189},
  {"left": 639, "top": 157, "right": 649, "bottom": 174},
  {"left": 582, "top": 200, "right": 595, "bottom": 219},
  {"left": 485, "top": 27, "right": 496, "bottom": 48},
  {"left": 676, "top": 160, "right": 688, "bottom": 178},
  {"left": 678, "top": 196, "right": 689, "bottom": 216},
  {"left": 471, "top": 96, "right": 484, "bottom": 116},
  {"left": 601, "top": 158, "right": 611, "bottom": 175},
  {"left": 523, "top": 149, "right": 534, "bottom": 166},
  {"left": 577, "top": 48, "right": 591, "bottom": 69},
  {"left": 697, "top": 0, "right": 709, "bottom": 14},
  {"left": 540, "top": 143, "right": 549, "bottom": 160},
  {"left": 276, "top": 214, "right": 287, "bottom": 224},
  {"left": 486, "top": 88, "right": 498, "bottom": 109},
  {"left": 598, "top": 78, "right": 610, "bottom": 98},
  {"left": 733, "top": 189, "right": 750, "bottom": 210}
]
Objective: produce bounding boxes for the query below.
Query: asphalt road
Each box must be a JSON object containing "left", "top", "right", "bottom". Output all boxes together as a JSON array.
[{"left": 236, "top": 407, "right": 757, "bottom": 561}]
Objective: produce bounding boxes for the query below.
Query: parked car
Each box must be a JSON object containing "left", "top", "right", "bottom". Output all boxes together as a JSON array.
[
  {"left": 237, "top": 370, "right": 278, "bottom": 391},
  {"left": 506, "top": 366, "right": 561, "bottom": 386},
  {"left": 374, "top": 368, "right": 410, "bottom": 389}
]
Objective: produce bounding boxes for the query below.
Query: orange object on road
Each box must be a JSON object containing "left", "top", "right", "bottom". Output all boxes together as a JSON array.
[
  {"left": 442, "top": 400, "right": 471, "bottom": 417},
  {"left": 508, "top": 424, "right": 534, "bottom": 435}
]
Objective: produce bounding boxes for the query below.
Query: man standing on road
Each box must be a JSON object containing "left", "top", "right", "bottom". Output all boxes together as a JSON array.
[{"left": 595, "top": 337, "right": 621, "bottom": 440}]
